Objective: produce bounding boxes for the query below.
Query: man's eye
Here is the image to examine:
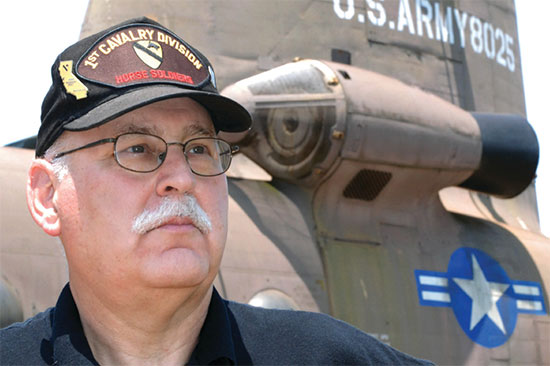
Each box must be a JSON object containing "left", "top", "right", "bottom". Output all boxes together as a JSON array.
[
  {"left": 128, "top": 145, "right": 146, "bottom": 154},
  {"left": 189, "top": 145, "right": 207, "bottom": 155}
]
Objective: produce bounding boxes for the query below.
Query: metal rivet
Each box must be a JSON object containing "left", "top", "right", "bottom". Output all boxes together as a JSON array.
[
  {"left": 327, "top": 77, "right": 339, "bottom": 86},
  {"left": 332, "top": 130, "right": 344, "bottom": 140}
]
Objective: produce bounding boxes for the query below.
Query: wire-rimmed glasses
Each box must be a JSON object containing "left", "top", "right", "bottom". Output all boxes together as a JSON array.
[{"left": 53, "top": 132, "right": 238, "bottom": 176}]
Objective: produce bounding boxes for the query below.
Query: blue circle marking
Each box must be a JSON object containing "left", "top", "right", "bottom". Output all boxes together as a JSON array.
[
  {"left": 415, "top": 247, "right": 546, "bottom": 348},
  {"left": 447, "top": 248, "right": 517, "bottom": 348}
]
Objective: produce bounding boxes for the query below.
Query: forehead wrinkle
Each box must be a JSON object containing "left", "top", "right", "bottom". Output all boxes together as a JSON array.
[{"left": 106, "top": 106, "right": 214, "bottom": 140}]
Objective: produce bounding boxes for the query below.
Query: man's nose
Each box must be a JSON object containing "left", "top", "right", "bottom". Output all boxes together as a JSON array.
[{"left": 155, "top": 145, "right": 196, "bottom": 195}]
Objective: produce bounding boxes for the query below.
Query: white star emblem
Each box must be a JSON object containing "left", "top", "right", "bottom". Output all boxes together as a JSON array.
[{"left": 453, "top": 254, "right": 510, "bottom": 334}]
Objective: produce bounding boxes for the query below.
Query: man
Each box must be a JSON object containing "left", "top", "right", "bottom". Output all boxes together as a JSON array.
[{"left": 0, "top": 18, "right": 432, "bottom": 365}]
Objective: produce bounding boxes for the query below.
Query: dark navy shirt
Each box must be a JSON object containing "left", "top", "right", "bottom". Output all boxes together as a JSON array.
[{"left": 0, "top": 284, "right": 433, "bottom": 365}]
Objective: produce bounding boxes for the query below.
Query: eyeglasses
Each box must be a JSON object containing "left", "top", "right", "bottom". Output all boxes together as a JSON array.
[{"left": 53, "top": 132, "right": 239, "bottom": 176}]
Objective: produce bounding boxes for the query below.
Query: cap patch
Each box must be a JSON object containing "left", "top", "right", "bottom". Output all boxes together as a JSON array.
[
  {"left": 59, "top": 60, "right": 89, "bottom": 100},
  {"left": 77, "top": 24, "right": 210, "bottom": 88}
]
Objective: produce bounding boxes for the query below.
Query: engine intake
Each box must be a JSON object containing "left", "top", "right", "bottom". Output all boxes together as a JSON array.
[{"left": 221, "top": 60, "right": 538, "bottom": 197}]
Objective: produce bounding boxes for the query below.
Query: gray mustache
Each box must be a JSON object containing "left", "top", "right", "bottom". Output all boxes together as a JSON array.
[{"left": 131, "top": 195, "right": 212, "bottom": 235}]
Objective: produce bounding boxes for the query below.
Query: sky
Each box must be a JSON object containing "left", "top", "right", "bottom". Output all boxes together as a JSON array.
[{"left": 0, "top": 1, "right": 548, "bottom": 236}]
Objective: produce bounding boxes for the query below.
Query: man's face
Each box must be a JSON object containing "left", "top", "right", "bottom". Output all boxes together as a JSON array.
[{"left": 53, "top": 98, "right": 228, "bottom": 291}]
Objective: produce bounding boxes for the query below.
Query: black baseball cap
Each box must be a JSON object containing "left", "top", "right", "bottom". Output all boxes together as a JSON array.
[{"left": 36, "top": 17, "right": 251, "bottom": 157}]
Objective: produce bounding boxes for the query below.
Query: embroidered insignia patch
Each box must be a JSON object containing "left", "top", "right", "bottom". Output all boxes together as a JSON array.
[
  {"left": 76, "top": 24, "right": 210, "bottom": 89},
  {"left": 133, "top": 40, "right": 163, "bottom": 69}
]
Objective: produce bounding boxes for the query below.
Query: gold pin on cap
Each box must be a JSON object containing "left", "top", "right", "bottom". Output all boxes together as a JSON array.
[{"left": 59, "top": 60, "right": 88, "bottom": 100}]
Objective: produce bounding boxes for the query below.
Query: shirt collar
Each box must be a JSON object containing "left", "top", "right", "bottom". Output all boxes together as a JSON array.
[
  {"left": 50, "top": 284, "right": 236, "bottom": 366},
  {"left": 51, "top": 284, "right": 98, "bottom": 366},
  {"left": 187, "top": 287, "right": 236, "bottom": 365}
]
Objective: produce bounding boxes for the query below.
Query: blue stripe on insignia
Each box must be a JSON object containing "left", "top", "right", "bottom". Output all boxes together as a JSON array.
[
  {"left": 414, "top": 270, "right": 451, "bottom": 307},
  {"left": 512, "top": 280, "right": 547, "bottom": 315}
]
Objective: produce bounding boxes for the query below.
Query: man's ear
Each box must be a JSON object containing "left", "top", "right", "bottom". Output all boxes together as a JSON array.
[{"left": 26, "top": 159, "right": 61, "bottom": 236}]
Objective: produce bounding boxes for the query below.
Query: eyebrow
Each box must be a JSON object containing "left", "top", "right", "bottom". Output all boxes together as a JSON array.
[
  {"left": 182, "top": 123, "right": 215, "bottom": 138},
  {"left": 113, "top": 123, "right": 161, "bottom": 136}
]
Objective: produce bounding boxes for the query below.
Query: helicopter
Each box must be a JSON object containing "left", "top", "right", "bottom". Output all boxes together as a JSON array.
[{"left": 1, "top": 1, "right": 548, "bottom": 364}]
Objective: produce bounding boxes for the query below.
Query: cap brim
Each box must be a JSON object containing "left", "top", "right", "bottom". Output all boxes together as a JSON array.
[{"left": 63, "top": 85, "right": 252, "bottom": 133}]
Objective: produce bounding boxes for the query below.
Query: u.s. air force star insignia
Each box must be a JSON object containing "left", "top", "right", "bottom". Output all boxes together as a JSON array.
[
  {"left": 414, "top": 247, "right": 547, "bottom": 348},
  {"left": 133, "top": 41, "right": 163, "bottom": 69}
]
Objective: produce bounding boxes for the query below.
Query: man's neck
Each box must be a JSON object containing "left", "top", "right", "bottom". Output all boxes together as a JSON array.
[{"left": 71, "top": 281, "right": 212, "bottom": 366}]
